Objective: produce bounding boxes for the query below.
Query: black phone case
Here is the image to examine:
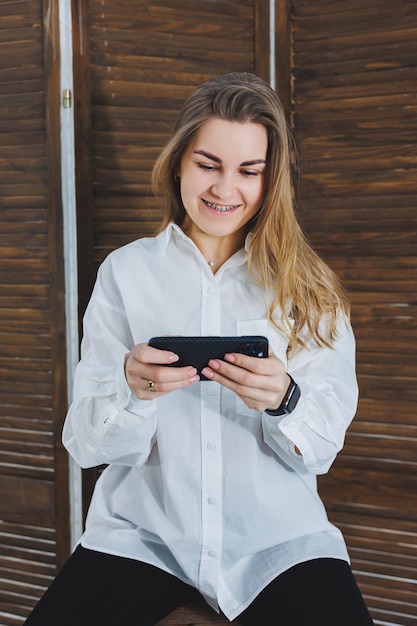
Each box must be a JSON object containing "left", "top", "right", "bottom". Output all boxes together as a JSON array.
[{"left": 148, "top": 335, "right": 268, "bottom": 381}]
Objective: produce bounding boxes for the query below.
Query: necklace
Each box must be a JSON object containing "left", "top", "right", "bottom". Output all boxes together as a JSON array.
[{"left": 208, "top": 258, "right": 227, "bottom": 267}]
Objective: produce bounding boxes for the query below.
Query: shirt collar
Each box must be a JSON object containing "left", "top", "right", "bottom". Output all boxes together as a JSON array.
[
  {"left": 245, "top": 231, "right": 254, "bottom": 252},
  {"left": 158, "top": 222, "right": 188, "bottom": 255}
]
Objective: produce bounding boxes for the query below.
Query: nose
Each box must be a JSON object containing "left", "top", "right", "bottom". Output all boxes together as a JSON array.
[{"left": 211, "top": 172, "right": 236, "bottom": 200}]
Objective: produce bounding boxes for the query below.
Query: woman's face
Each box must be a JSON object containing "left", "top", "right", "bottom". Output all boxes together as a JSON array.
[{"left": 179, "top": 117, "right": 267, "bottom": 254}]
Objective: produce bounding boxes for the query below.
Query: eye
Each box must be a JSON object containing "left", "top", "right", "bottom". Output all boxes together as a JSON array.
[
  {"left": 240, "top": 169, "right": 261, "bottom": 178},
  {"left": 197, "top": 162, "right": 217, "bottom": 172}
]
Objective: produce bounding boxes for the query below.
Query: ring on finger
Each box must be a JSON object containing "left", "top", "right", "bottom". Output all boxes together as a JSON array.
[{"left": 147, "top": 380, "right": 156, "bottom": 393}]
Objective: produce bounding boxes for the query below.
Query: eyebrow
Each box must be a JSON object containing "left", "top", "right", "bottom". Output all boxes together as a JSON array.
[{"left": 193, "top": 150, "right": 266, "bottom": 167}]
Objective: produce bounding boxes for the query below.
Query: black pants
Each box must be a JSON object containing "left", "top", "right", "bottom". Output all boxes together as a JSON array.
[{"left": 24, "top": 545, "right": 374, "bottom": 625}]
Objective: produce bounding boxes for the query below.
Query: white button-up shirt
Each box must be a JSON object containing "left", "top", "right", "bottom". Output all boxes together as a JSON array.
[{"left": 63, "top": 223, "right": 358, "bottom": 620}]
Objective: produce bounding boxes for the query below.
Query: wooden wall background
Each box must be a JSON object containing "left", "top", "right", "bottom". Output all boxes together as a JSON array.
[
  {"left": 0, "top": 0, "right": 416, "bottom": 624},
  {"left": 287, "top": 1, "right": 417, "bottom": 624}
]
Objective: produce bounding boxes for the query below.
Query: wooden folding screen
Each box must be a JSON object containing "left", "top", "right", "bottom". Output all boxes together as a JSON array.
[
  {"left": 2, "top": 0, "right": 416, "bottom": 624},
  {"left": 287, "top": 1, "right": 417, "bottom": 624},
  {"left": 0, "top": 1, "right": 69, "bottom": 624}
]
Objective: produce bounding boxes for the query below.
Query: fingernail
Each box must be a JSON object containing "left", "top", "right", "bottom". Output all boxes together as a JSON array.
[
  {"left": 188, "top": 367, "right": 198, "bottom": 376},
  {"left": 202, "top": 368, "right": 214, "bottom": 379},
  {"left": 225, "top": 353, "right": 236, "bottom": 363},
  {"left": 168, "top": 353, "right": 179, "bottom": 362},
  {"left": 208, "top": 359, "right": 220, "bottom": 370}
]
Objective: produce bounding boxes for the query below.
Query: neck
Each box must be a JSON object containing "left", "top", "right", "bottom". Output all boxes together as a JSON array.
[{"left": 180, "top": 219, "right": 247, "bottom": 268}]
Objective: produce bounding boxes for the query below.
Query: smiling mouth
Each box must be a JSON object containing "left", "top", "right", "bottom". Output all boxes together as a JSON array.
[{"left": 203, "top": 199, "right": 240, "bottom": 212}]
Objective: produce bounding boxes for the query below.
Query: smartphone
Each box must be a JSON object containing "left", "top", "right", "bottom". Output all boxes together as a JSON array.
[{"left": 148, "top": 335, "right": 268, "bottom": 381}]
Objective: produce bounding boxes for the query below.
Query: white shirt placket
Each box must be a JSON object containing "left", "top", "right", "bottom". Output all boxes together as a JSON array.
[{"left": 198, "top": 272, "right": 223, "bottom": 599}]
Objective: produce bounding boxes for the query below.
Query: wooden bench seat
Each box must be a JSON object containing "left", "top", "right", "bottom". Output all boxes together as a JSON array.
[{"left": 157, "top": 600, "right": 244, "bottom": 624}]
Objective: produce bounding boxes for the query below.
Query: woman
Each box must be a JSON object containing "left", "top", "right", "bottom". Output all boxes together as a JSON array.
[{"left": 25, "top": 73, "right": 374, "bottom": 625}]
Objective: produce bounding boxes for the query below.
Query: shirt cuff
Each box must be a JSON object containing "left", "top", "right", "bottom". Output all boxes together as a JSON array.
[{"left": 263, "top": 393, "right": 315, "bottom": 465}]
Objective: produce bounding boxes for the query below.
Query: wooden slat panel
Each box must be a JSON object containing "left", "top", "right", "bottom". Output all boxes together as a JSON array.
[
  {"left": 0, "top": 522, "right": 56, "bottom": 625},
  {"left": 291, "top": 1, "right": 417, "bottom": 624},
  {"left": 326, "top": 509, "right": 417, "bottom": 625},
  {"left": 80, "top": 0, "right": 268, "bottom": 266},
  {"left": 0, "top": 0, "right": 69, "bottom": 623}
]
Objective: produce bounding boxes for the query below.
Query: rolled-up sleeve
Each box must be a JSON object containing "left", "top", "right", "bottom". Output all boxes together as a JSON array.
[
  {"left": 62, "top": 258, "right": 157, "bottom": 469},
  {"left": 262, "top": 317, "right": 358, "bottom": 475}
]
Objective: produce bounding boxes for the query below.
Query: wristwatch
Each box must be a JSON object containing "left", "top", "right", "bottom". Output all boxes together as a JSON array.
[{"left": 264, "top": 375, "right": 301, "bottom": 416}]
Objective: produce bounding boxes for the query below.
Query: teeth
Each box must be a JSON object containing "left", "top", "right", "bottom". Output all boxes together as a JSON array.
[{"left": 204, "top": 200, "right": 238, "bottom": 212}]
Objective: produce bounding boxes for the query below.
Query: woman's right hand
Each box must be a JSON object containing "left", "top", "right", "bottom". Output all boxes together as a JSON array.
[{"left": 125, "top": 343, "right": 200, "bottom": 400}]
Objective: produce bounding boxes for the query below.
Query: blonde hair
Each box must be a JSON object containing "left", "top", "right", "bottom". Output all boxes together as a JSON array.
[{"left": 152, "top": 73, "right": 350, "bottom": 353}]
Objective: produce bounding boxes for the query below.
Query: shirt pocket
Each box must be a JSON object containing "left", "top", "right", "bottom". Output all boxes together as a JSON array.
[{"left": 235, "top": 319, "right": 290, "bottom": 418}]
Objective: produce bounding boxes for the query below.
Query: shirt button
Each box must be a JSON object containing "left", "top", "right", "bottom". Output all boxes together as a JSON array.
[
  {"left": 207, "top": 442, "right": 216, "bottom": 451},
  {"left": 207, "top": 497, "right": 216, "bottom": 505},
  {"left": 206, "top": 387, "right": 215, "bottom": 396},
  {"left": 207, "top": 286, "right": 215, "bottom": 295},
  {"left": 208, "top": 550, "right": 216, "bottom": 558}
]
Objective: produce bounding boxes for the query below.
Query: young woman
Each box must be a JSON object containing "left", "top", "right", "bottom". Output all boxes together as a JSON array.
[{"left": 25, "top": 73, "right": 374, "bottom": 625}]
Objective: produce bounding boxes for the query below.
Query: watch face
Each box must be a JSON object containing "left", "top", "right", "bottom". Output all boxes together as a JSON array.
[{"left": 285, "top": 380, "right": 301, "bottom": 413}]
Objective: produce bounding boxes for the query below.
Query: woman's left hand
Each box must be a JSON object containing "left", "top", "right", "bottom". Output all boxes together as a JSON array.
[{"left": 201, "top": 351, "right": 291, "bottom": 412}]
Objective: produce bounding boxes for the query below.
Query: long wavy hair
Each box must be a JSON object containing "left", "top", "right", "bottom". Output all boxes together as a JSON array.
[{"left": 152, "top": 72, "right": 350, "bottom": 353}]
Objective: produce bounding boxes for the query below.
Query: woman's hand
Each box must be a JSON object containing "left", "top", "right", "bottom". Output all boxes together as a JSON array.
[
  {"left": 125, "top": 343, "right": 200, "bottom": 400},
  {"left": 201, "top": 351, "right": 290, "bottom": 412}
]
